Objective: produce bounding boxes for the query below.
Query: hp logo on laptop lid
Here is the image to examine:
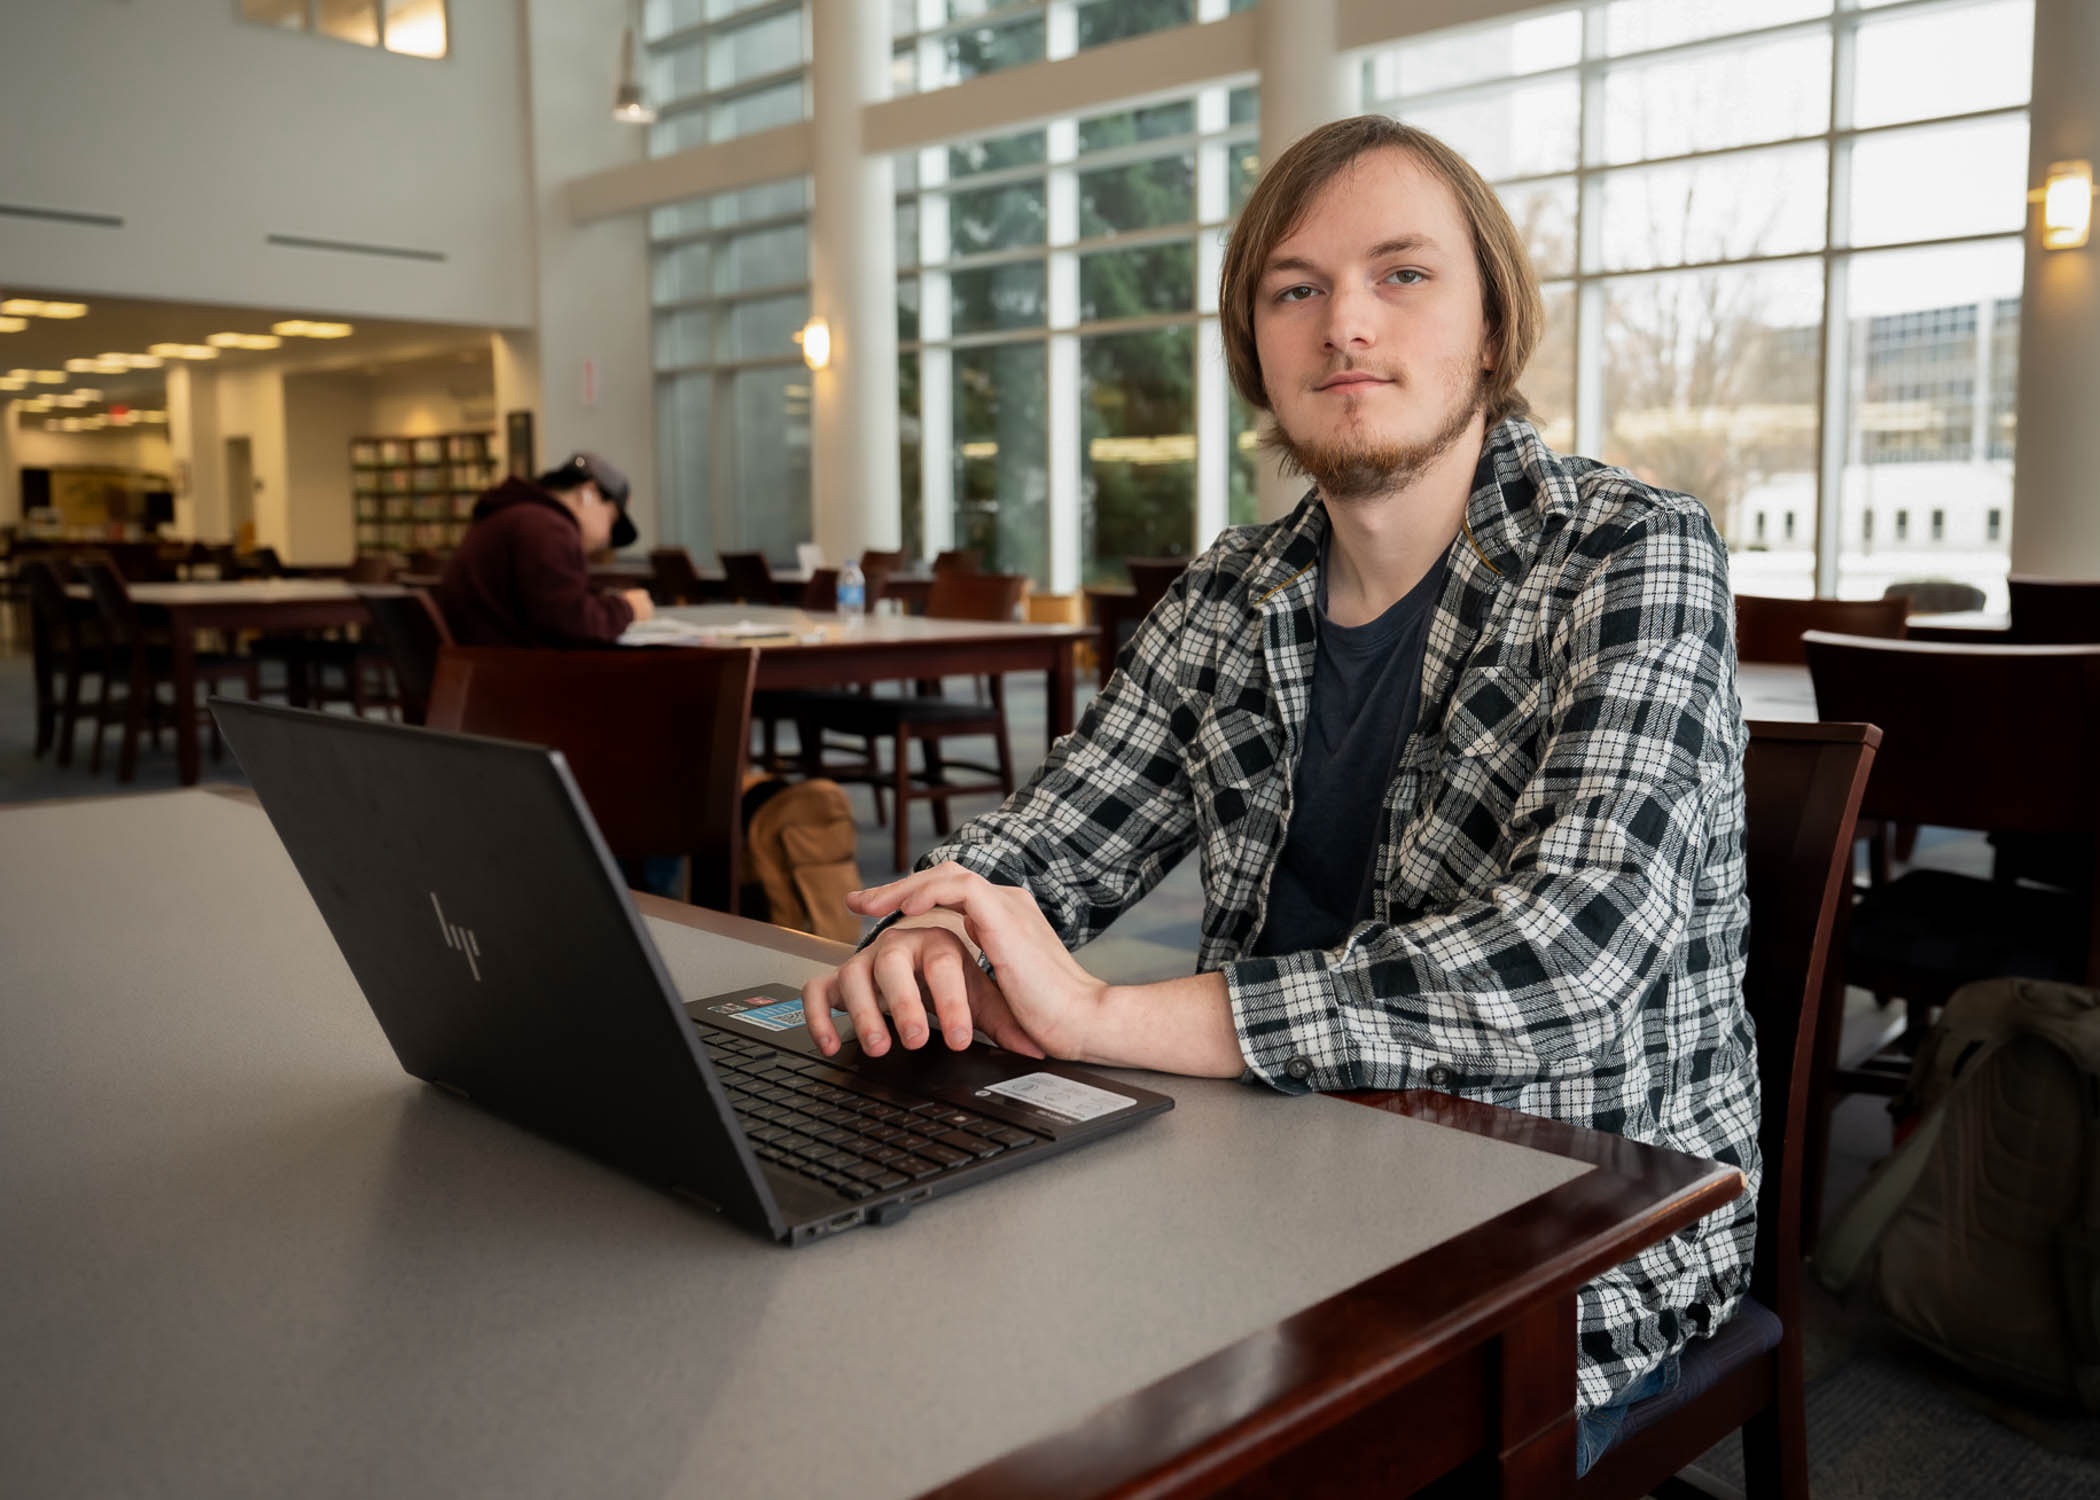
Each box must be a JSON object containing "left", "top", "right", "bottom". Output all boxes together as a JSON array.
[{"left": 429, "top": 893, "right": 483, "bottom": 982}]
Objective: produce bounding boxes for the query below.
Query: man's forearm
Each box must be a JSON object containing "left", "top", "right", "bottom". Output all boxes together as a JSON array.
[{"left": 1085, "top": 970, "right": 1244, "bottom": 1078}]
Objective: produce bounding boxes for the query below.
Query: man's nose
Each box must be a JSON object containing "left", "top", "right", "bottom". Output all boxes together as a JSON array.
[{"left": 1322, "top": 283, "right": 1378, "bottom": 353}]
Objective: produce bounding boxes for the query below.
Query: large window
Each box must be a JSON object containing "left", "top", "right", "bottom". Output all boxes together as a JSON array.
[
  {"left": 896, "top": 82, "right": 1258, "bottom": 586},
  {"left": 644, "top": 0, "right": 809, "bottom": 154},
  {"left": 1366, "top": 0, "right": 2034, "bottom": 606},
  {"left": 651, "top": 178, "right": 813, "bottom": 563},
  {"left": 238, "top": 0, "right": 448, "bottom": 57}
]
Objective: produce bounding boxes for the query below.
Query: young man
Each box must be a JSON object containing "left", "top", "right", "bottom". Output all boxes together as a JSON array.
[
  {"left": 802, "top": 116, "right": 1754, "bottom": 1473},
  {"left": 436, "top": 451, "right": 655, "bottom": 647}
]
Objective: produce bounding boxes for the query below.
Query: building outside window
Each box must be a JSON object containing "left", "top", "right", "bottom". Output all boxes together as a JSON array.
[{"left": 1364, "top": 0, "right": 2034, "bottom": 607}]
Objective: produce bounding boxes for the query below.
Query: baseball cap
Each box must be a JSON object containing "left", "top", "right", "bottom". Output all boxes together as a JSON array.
[{"left": 542, "top": 451, "right": 637, "bottom": 548}]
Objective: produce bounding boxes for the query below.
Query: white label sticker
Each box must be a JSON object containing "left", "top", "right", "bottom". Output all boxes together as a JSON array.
[{"left": 982, "top": 1072, "right": 1135, "bottom": 1123}]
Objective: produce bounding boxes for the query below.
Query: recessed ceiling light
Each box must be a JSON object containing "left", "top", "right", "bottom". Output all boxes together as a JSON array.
[
  {"left": 0, "top": 378, "right": 25, "bottom": 391},
  {"left": 273, "top": 319, "right": 355, "bottom": 338},
  {"left": 65, "top": 357, "right": 98, "bottom": 372},
  {"left": 149, "top": 343, "right": 220, "bottom": 360},
  {"left": 0, "top": 316, "right": 25, "bottom": 333},
  {"left": 206, "top": 332, "right": 281, "bottom": 350},
  {"left": 125, "top": 354, "right": 164, "bottom": 369},
  {"left": 55, "top": 394, "right": 89, "bottom": 408},
  {"left": 34, "top": 370, "right": 65, "bottom": 384},
  {"left": 139, "top": 410, "right": 167, "bottom": 422},
  {"left": 93, "top": 359, "right": 129, "bottom": 375},
  {"left": 72, "top": 387, "right": 103, "bottom": 400},
  {"left": 0, "top": 299, "right": 89, "bottom": 319}
]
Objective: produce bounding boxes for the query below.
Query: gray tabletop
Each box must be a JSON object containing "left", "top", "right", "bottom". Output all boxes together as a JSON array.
[{"left": 0, "top": 791, "right": 1588, "bottom": 1500}]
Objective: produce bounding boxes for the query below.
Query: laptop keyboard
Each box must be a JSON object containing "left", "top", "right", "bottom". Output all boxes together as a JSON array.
[{"left": 699, "top": 1029, "right": 1041, "bottom": 1201}]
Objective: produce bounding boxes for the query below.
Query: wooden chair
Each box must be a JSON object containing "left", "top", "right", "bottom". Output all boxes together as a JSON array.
[
  {"left": 718, "top": 551, "right": 783, "bottom": 607},
  {"left": 859, "top": 548, "right": 905, "bottom": 606},
  {"left": 786, "top": 571, "right": 1027, "bottom": 872},
  {"left": 649, "top": 546, "right": 706, "bottom": 604},
  {"left": 20, "top": 557, "right": 107, "bottom": 766},
  {"left": 932, "top": 548, "right": 981, "bottom": 576},
  {"left": 2007, "top": 574, "right": 2100, "bottom": 644},
  {"left": 1733, "top": 595, "right": 1907, "bottom": 665},
  {"left": 424, "top": 646, "right": 759, "bottom": 913},
  {"left": 1804, "top": 632, "right": 2100, "bottom": 1091},
  {"left": 1575, "top": 721, "right": 1880, "bottom": 1500},
  {"left": 79, "top": 558, "right": 261, "bottom": 781},
  {"left": 359, "top": 588, "right": 455, "bottom": 726}
]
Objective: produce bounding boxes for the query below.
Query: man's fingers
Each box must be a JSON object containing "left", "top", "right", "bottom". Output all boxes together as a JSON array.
[
  {"left": 832, "top": 958, "right": 890, "bottom": 1057},
  {"left": 799, "top": 971, "right": 839, "bottom": 1053},
  {"left": 919, "top": 944, "right": 979, "bottom": 1050},
  {"left": 872, "top": 946, "right": 932, "bottom": 1048}
]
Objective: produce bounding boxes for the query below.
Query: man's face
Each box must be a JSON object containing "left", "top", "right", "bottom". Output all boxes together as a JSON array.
[
  {"left": 1252, "top": 147, "right": 1492, "bottom": 501},
  {"left": 573, "top": 481, "right": 617, "bottom": 552}
]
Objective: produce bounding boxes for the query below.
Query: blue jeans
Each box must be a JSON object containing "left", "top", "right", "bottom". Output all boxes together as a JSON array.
[{"left": 1575, "top": 1354, "right": 1680, "bottom": 1477}]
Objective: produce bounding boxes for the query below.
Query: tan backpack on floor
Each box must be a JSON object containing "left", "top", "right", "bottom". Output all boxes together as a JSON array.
[
  {"left": 1817, "top": 977, "right": 2100, "bottom": 1409},
  {"left": 741, "top": 776, "right": 865, "bottom": 944}
]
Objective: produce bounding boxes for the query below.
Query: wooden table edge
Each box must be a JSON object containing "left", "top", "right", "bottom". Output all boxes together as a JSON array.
[{"left": 917, "top": 1093, "right": 1740, "bottom": 1500}]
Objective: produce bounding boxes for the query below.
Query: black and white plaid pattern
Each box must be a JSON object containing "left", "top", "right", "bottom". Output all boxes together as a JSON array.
[{"left": 921, "top": 417, "right": 1756, "bottom": 1413}]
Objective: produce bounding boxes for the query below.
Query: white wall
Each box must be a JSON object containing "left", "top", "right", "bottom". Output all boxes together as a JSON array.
[
  {"left": 12, "top": 425, "right": 174, "bottom": 475},
  {"left": 282, "top": 373, "right": 368, "bottom": 565},
  {"left": 0, "top": 0, "right": 534, "bottom": 329},
  {"left": 519, "top": 0, "right": 655, "bottom": 545},
  {"left": 215, "top": 368, "right": 289, "bottom": 554}
]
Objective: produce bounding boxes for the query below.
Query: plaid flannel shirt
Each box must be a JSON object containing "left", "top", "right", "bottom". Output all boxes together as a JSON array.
[{"left": 918, "top": 415, "right": 1758, "bottom": 1413}]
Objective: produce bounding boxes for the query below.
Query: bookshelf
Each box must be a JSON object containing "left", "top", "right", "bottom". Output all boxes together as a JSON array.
[{"left": 351, "top": 431, "right": 499, "bottom": 555}]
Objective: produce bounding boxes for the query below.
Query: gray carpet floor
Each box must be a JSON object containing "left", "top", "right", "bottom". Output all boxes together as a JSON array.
[{"left": 5, "top": 609, "right": 2097, "bottom": 1498}]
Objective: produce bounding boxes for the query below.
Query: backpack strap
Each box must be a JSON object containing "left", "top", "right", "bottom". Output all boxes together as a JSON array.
[
  {"left": 2052, "top": 1045, "right": 2100, "bottom": 1411},
  {"left": 1815, "top": 1102, "right": 1950, "bottom": 1296}
]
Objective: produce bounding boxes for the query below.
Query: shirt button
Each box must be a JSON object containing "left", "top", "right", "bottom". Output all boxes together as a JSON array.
[
  {"left": 1285, "top": 1057, "right": 1312, "bottom": 1081},
  {"left": 1427, "top": 1064, "right": 1455, "bottom": 1088}
]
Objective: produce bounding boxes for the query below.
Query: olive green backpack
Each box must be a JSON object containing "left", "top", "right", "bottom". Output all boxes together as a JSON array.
[{"left": 1817, "top": 977, "right": 2100, "bottom": 1410}]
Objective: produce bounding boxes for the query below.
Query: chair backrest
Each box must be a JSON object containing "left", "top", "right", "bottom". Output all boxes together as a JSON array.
[
  {"left": 649, "top": 547, "right": 704, "bottom": 603},
  {"left": 1735, "top": 594, "right": 1907, "bottom": 665},
  {"left": 717, "top": 551, "right": 780, "bottom": 606},
  {"left": 359, "top": 587, "right": 455, "bottom": 726},
  {"left": 1803, "top": 631, "right": 2100, "bottom": 837},
  {"left": 858, "top": 549, "right": 905, "bottom": 602},
  {"left": 19, "top": 558, "right": 83, "bottom": 650},
  {"left": 804, "top": 567, "right": 839, "bottom": 611},
  {"left": 1126, "top": 557, "right": 1188, "bottom": 609},
  {"left": 247, "top": 547, "right": 286, "bottom": 578},
  {"left": 1883, "top": 578, "right": 1987, "bottom": 616},
  {"left": 424, "top": 646, "right": 759, "bottom": 912},
  {"left": 344, "top": 553, "right": 397, "bottom": 585},
  {"left": 78, "top": 559, "right": 142, "bottom": 647},
  {"left": 2008, "top": 575, "right": 2100, "bottom": 644},
  {"left": 932, "top": 548, "right": 981, "bottom": 576},
  {"left": 1739, "top": 721, "right": 1880, "bottom": 1317},
  {"left": 927, "top": 571, "right": 1028, "bottom": 622}
]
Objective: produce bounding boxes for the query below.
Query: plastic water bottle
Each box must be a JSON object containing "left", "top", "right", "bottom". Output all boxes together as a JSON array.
[{"left": 836, "top": 558, "right": 866, "bottom": 623}]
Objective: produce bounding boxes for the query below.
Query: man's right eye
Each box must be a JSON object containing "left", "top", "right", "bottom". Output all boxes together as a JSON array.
[{"left": 1275, "top": 285, "right": 1317, "bottom": 303}]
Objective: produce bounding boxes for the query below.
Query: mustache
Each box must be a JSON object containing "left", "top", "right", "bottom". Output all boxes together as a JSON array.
[{"left": 1312, "top": 361, "right": 1403, "bottom": 390}]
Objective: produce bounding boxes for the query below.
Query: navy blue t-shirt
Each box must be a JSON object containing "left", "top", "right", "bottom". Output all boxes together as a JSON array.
[{"left": 1252, "top": 546, "right": 1445, "bottom": 957}]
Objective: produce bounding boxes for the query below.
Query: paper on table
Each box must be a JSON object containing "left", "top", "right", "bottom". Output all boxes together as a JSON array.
[{"left": 618, "top": 617, "right": 802, "bottom": 647}]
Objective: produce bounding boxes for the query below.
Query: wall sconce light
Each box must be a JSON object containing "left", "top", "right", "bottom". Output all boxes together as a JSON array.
[
  {"left": 2041, "top": 159, "right": 2093, "bottom": 250},
  {"left": 794, "top": 317, "right": 831, "bottom": 371},
  {"left": 612, "top": 24, "right": 656, "bottom": 124}
]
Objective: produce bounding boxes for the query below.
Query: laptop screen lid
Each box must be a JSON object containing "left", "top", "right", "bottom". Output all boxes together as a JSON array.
[{"left": 211, "top": 696, "right": 785, "bottom": 1240}]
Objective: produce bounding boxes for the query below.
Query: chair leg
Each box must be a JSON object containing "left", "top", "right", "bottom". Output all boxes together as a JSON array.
[
  {"left": 56, "top": 662, "right": 85, "bottom": 768},
  {"left": 1739, "top": 1368, "right": 1810, "bottom": 1500},
  {"left": 89, "top": 665, "right": 113, "bottom": 774},
  {"left": 893, "top": 730, "right": 913, "bottom": 873},
  {"left": 924, "top": 738, "right": 951, "bottom": 838},
  {"left": 992, "top": 680, "right": 1016, "bottom": 795},
  {"left": 117, "top": 666, "right": 147, "bottom": 782}
]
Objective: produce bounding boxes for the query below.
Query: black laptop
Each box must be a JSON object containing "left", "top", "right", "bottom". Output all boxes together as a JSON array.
[{"left": 212, "top": 698, "right": 1173, "bottom": 1246}]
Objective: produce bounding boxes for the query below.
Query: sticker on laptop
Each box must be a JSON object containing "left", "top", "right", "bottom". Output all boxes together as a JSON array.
[
  {"left": 981, "top": 1072, "right": 1135, "bottom": 1123},
  {"left": 708, "top": 996, "right": 835, "bottom": 1032}
]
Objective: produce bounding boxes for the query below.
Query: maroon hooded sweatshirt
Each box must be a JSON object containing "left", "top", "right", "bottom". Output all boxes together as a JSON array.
[{"left": 435, "top": 478, "right": 635, "bottom": 647}]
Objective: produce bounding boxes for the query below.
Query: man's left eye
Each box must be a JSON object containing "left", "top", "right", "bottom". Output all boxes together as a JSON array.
[{"left": 1385, "top": 268, "right": 1425, "bottom": 285}]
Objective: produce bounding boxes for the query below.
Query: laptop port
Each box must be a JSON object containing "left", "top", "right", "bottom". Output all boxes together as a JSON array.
[
  {"left": 906, "top": 1187, "right": 932, "bottom": 1203},
  {"left": 830, "top": 1211, "right": 860, "bottom": 1229}
]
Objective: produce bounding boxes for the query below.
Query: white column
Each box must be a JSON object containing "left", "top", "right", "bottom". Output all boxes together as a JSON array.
[
  {"left": 1251, "top": 0, "right": 1360, "bottom": 521},
  {"left": 490, "top": 331, "right": 542, "bottom": 479},
  {"left": 2009, "top": 0, "right": 2100, "bottom": 577},
  {"left": 916, "top": 145, "right": 955, "bottom": 560},
  {"left": 0, "top": 400, "right": 17, "bottom": 528},
  {"left": 165, "top": 362, "right": 225, "bottom": 541},
  {"left": 808, "top": 0, "right": 901, "bottom": 564}
]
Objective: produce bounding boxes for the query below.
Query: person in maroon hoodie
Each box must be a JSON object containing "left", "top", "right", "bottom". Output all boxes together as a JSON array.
[{"left": 436, "top": 451, "right": 656, "bottom": 646}]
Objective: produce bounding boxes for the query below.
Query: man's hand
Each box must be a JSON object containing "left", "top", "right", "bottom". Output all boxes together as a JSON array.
[
  {"left": 623, "top": 588, "right": 655, "bottom": 623},
  {"left": 800, "top": 863, "right": 1107, "bottom": 1061}
]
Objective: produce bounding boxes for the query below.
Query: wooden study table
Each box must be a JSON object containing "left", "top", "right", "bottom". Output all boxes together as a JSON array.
[
  {"left": 57, "top": 579, "right": 383, "bottom": 785},
  {"left": 656, "top": 604, "right": 1095, "bottom": 738},
  {"left": 0, "top": 789, "right": 1739, "bottom": 1499}
]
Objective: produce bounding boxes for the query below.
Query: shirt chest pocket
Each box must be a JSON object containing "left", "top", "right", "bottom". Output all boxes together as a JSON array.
[{"left": 1181, "top": 703, "right": 1284, "bottom": 830}]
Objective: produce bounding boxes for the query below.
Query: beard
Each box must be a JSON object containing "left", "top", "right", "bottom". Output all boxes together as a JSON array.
[{"left": 1263, "top": 363, "right": 1486, "bottom": 503}]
